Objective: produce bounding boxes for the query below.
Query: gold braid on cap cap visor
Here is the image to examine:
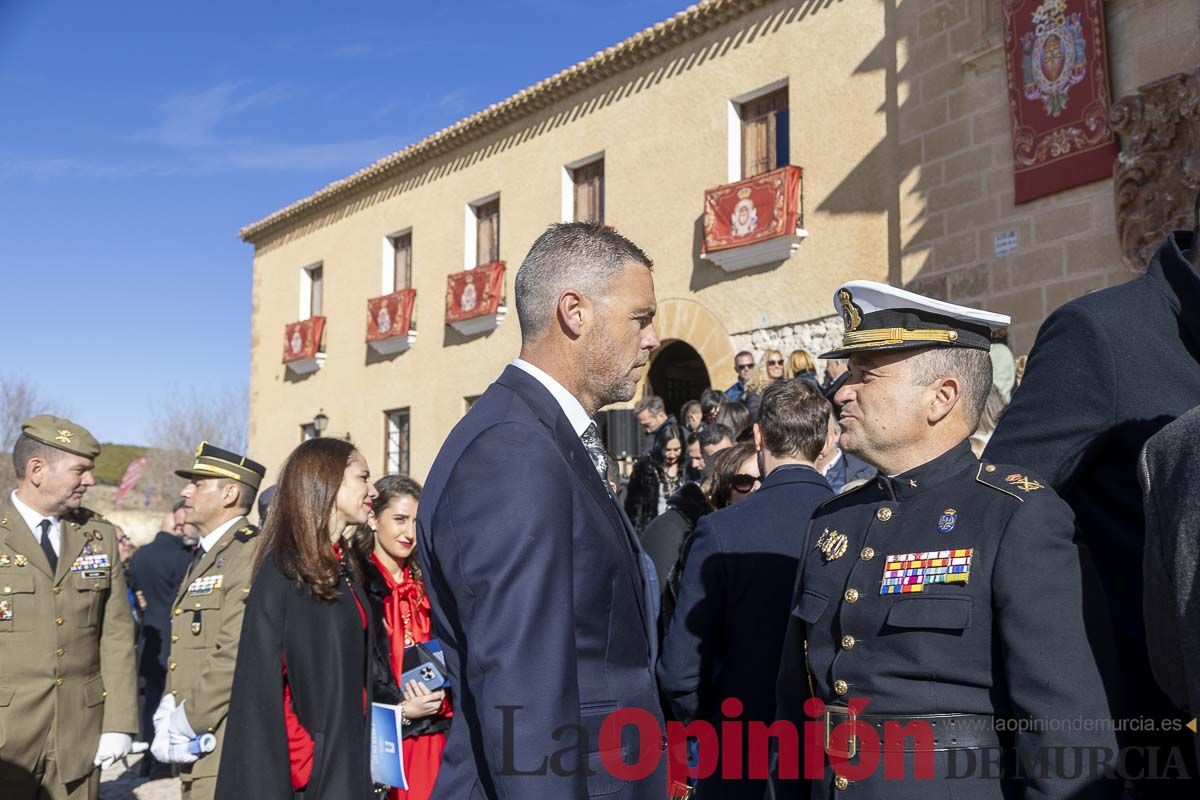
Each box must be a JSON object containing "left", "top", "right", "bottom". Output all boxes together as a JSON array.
[
  {"left": 189, "top": 462, "right": 249, "bottom": 482},
  {"left": 839, "top": 327, "right": 959, "bottom": 350}
]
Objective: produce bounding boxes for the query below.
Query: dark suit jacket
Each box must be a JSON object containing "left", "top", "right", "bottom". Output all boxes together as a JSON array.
[
  {"left": 1141, "top": 404, "right": 1200, "bottom": 767},
  {"left": 824, "top": 450, "right": 876, "bottom": 494},
  {"left": 128, "top": 531, "right": 193, "bottom": 670},
  {"left": 215, "top": 554, "right": 373, "bottom": 800},
  {"left": 658, "top": 465, "right": 832, "bottom": 799},
  {"left": 417, "top": 365, "right": 666, "bottom": 800},
  {"left": 986, "top": 231, "right": 1200, "bottom": 744}
]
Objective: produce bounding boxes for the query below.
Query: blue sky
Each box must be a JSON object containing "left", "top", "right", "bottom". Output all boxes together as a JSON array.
[{"left": 0, "top": 0, "right": 685, "bottom": 445}]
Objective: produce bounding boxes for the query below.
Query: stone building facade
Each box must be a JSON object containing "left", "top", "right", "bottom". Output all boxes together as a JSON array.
[{"left": 243, "top": 0, "right": 1200, "bottom": 481}]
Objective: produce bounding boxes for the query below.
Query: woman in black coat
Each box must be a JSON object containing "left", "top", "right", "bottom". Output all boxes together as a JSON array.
[
  {"left": 624, "top": 421, "right": 693, "bottom": 535},
  {"left": 215, "top": 438, "right": 380, "bottom": 800}
]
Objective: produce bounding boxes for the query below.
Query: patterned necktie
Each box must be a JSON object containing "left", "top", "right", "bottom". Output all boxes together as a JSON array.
[
  {"left": 580, "top": 422, "right": 610, "bottom": 482},
  {"left": 38, "top": 519, "right": 58, "bottom": 573}
]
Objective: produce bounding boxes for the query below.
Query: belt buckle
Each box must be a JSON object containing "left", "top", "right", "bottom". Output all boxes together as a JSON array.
[{"left": 824, "top": 705, "right": 859, "bottom": 759}]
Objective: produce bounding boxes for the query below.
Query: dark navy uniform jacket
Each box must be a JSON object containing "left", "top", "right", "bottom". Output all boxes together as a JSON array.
[
  {"left": 775, "top": 441, "right": 1118, "bottom": 799},
  {"left": 658, "top": 465, "right": 833, "bottom": 799},
  {"left": 127, "top": 530, "right": 193, "bottom": 670},
  {"left": 986, "top": 232, "right": 1200, "bottom": 770}
]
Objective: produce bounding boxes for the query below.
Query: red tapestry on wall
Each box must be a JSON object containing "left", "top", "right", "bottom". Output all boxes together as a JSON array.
[
  {"left": 366, "top": 289, "right": 416, "bottom": 341},
  {"left": 702, "top": 165, "right": 803, "bottom": 253},
  {"left": 283, "top": 316, "right": 325, "bottom": 363},
  {"left": 1002, "top": 0, "right": 1117, "bottom": 204},
  {"left": 445, "top": 261, "right": 505, "bottom": 324}
]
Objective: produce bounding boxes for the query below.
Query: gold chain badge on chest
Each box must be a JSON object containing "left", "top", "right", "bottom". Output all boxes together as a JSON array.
[{"left": 815, "top": 528, "right": 849, "bottom": 562}]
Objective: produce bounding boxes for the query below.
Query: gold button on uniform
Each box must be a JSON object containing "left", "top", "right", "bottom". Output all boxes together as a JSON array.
[
  {"left": 55, "top": 648, "right": 64, "bottom": 657},
  {"left": 834, "top": 774, "right": 850, "bottom": 791},
  {"left": 174, "top": 608, "right": 182, "bottom": 616},
  {"left": 55, "top": 616, "right": 64, "bottom": 625},
  {"left": 52, "top": 586, "right": 61, "bottom": 594},
  {"left": 171, "top": 634, "right": 179, "bottom": 643},
  {"left": 860, "top": 547, "right": 875, "bottom": 561},
  {"left": 876, "top": 507, "right": 893, "bottom": 522},
  {"left": 3, "top": 586, "right": 10, "bottom": 594},
  {"left": 844, "top": 588, "right": 859, "bottom": 604},
  {"left": 194, "top": 602, "right": 202, "bottom": 609},
  {"left": 55, "top": 677, "right": 63, "bottom": 686},
  {"left": 169, "top": 662, "right": 176, "bottom": 671},
  {"left": 841, "top": 635, "right": 856, "bottom": 650},
  {"left": 834, "top": 679, "right": 849, "bottom": 695},
  {"left": 102, "top": 691, "right": 108, "bottom": 698},
  {"left": 985, "top": 464, "right": 996, "bottom": 473}
]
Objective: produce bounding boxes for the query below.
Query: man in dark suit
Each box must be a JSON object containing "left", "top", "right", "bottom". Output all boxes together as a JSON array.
[
  {"left": 1141, "top": 404, "right": 1200, "bottom": 768},
  {"left": 658, "top": 378, "right": 834, "bottom": 799},
  {"left": 126, "top": 501, "right": 195, "bottom": 776},
  {"left": 418, "top": 222, "right": 666, "bottom": 800},
  {"left": 816, "top": 414, "right": 876, "bottom": 494},
  {"left": 986, "top": 230, "right": 1200, "bottom": 791}
]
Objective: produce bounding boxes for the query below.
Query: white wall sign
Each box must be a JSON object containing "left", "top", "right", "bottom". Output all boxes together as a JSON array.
[{"left": 994, "top": 230, "right": 1019, "bottom": 258}]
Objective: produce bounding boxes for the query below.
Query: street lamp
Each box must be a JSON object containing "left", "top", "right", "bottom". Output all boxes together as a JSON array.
[{"left": 313, "top": 410, "right": 328, "bottom": 437}]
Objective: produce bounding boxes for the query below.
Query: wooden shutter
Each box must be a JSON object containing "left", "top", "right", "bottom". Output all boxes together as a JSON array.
[
  {"left": 393, "top": 234, "right": 412, "bottom": 290},
  {"left": 740, "top": 88, "right": 789, "bottom": 177},
  {"left": 309, "top": 266, "right": 323, "bottom": 317},
  {"left": 476, "top": 200, "right": 500, "bottom": 265},
  {"left": 573, "top": 160, "right": 604, "bottom": 223}
]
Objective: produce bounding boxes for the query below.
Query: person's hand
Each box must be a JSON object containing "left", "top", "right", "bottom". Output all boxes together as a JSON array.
[
  {"left": 93, "top": 732, "right": 137, "bottom": 770},
  {"left": 401, "top": 680, "right": 445, "bottom": 720},
  {"left": 150, "top": 694, "right": 176, "bottom": 763}
]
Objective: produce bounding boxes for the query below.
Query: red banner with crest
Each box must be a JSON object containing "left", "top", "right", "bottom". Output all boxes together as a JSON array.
[
  {"left": 366, "top": 289, "right": 416, "bottom": 341},
  {"left": 1002, "top": 0, "right": 1117, "bottom": 204},
  {"left": 283, "top": 316, "right": 325, "bottom": 363},
  {"left": 702, "top": 165, "right": 802, "bottom": 254},
  {"left": 445, "top": 261, "right": 505, "bottom": 324}
]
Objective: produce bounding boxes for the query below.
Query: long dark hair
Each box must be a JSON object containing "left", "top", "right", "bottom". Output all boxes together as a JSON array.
[
  {"left": 351, "top": 475, "right": 425, "bottom": 588},
  {"left": 253, "top": 437, "right": 360, "bottom": 601}
]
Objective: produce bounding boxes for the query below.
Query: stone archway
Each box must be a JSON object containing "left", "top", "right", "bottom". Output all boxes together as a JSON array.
[
  {"left": 646, "top": 341, "right": 710, "bottom": 421},
  {"left": 636, "top": 297, "right": 736, "bottom": 402}
]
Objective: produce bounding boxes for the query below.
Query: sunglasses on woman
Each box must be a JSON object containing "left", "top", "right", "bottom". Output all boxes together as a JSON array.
[
  {"left": 766, "top": 359, "right": 785, "bottom": 366},
  {"left": 731, "top": 474, "right": 759, "bottom": 493}
]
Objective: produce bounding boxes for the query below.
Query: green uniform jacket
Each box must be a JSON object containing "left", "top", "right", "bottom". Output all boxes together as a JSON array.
[
  {"left": 167, "top": 517, "right": 259, "bottom": 780},
  {"left": 0, "top": 494, "right": 138, "bottom": 782}
]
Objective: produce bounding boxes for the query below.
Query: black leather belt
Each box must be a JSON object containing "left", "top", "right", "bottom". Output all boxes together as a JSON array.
[{"left": 824, "top": 705, "right": 1000, "bottom": 756}]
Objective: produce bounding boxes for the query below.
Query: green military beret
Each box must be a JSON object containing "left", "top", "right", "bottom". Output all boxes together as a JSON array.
[
  {"left": 176, "top": 441, "right": 266, "bottom": 491},
  {"left": 20, "top": 415, "right": 101, "bottom": 459}
]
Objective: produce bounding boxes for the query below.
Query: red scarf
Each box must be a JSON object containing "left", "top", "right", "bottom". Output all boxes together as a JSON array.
[{"left": 371, "top": 553, "right": 431, "bottom": 679}]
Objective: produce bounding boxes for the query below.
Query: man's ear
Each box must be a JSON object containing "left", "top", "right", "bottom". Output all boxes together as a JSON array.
[
  {"left": 221, "top": 481, "right": 243, "bottom": 510},
  {"left": 752, "top": 422, "right": 764, "bottom": 453},
  {"left": 25, "top": 457, "right": 46, "bottom": 488},
  {"left": 557, "top": 290, "right": 586, "bottom": 339},
  {"left": 927, "top": 376, "right": 961, "bottom": 425}
]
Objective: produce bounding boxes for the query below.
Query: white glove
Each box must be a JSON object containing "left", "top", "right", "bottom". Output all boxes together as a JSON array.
[
  {"left": 161, "top": 699, "right": 200, "bottom": 764},
  {"left": 150, "top": 693, "right": 177, "bottom": 763},
  {"left": 93, "top": 732, "right": 135, "bottom": 770}
]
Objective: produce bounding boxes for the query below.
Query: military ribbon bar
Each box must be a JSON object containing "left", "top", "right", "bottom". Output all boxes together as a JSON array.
[{"left": 881, "top": 548, "right": 972, "bottom": 594}]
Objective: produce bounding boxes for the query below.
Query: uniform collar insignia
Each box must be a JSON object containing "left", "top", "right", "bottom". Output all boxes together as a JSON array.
[{"left": 880, "top": 441, "right": 977, "bottom": 501}]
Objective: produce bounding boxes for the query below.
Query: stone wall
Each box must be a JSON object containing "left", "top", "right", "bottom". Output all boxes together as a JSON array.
[{"left": 896, "top": 0, "right": 1200, "bottom": 355}]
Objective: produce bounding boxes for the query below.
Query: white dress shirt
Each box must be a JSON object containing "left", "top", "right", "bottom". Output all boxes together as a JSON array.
[
  {"left": 511, "top": 358, "right": 593, "bottom": 437},
  {"left": 196, "top": 516, "right": 242, "bottom": 558},
  {"left": 10, "top": 490, "right": 60, "bottom": 557}
]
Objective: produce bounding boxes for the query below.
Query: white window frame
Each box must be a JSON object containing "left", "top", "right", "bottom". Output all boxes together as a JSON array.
[
  {"left": 727, "top": 78, "right": 789, "bottom": 183},
  {"left": 464, "top": 191, "right": 500, "bottom": 271},
  {"left": 381, "top": 228, "right": 413, "bottom": 294},
  {"left": 561, "top": 151, "right": 605, "bottom": 223},
  {"left": 298, "top": 261, "right": 323, "bottom": 320}
]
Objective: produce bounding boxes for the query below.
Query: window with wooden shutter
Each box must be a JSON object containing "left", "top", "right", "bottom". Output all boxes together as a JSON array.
[
  {"left": 392, "top": 233, "right": 412, "bottom": 290},
  {"left": 740, "top": 87, "right": 789, "bottom": 178},
  {"left": 475, "top": 199, "right": 500, "bottom": 266},
  {"left": 385, "top": 408, "right": 410, "bottom": 476},
  {"left": 572, "top": 159, "right": 604, "bottom": 223},
  {"left": 308, "top": 265, "right": 324, "bottom": 318}
]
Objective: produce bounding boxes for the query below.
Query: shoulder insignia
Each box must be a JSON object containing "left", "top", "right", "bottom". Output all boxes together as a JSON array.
[
  {"left": 975, "top": 464, "right": 1046, "bottom": 502},
  {"left": 234, "top": 524, "right": 259, "bottom": 543}
]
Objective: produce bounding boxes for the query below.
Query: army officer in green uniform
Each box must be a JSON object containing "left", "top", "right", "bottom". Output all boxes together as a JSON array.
[
  {"left": 151, "top": 442, "right": 264, "bottom": 800},
  {"left": 0, "top": 416, "right": 139, "bottom": 800}
]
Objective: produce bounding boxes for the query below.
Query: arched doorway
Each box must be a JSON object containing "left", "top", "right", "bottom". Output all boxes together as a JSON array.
[{"left": 646, "top": 340, "right": 711, "bottom": 421}]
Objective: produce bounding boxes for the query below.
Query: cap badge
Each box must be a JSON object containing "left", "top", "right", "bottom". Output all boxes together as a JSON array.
[
  {"left": 55, "top": 429, "right": 74, "bottom": 444},
  {"left": 816, "top": 528, "right": 849, "bottom": 562},
  {"left": 937, "top": 508, "right": 958, "bottom": 534},
  {"left": 838, "top": 289, "right": 862, "bottom": 332}
]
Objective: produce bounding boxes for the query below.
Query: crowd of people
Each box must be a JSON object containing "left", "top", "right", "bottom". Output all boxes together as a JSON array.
[{"left": 1, "top": 218, "right": 1198, "bottom": 800}]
